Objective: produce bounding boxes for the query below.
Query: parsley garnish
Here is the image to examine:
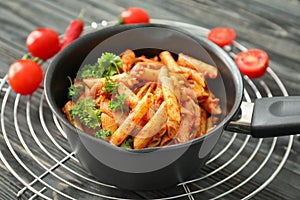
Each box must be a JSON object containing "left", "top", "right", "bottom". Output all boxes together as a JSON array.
[
  {"left": 77, "top": 52, "right": 123, "bottom": 80},
  {"left": 120, "top": 137, "right": 133, "bottom": 149},
  {"left": 108, "top": 94, "right": 126, "bottom": 112},
  {"left": 94, "top": 129, "right": 112, "bottom": 140},
  {"left": 104, "top": 76, "right": 118, "bottom": 94},
  {"left": 67, "top": 76, "right": 83, "bottom": 101},
  {"left": 99, "top": 52, "right": 122, "bottom": 76},
  {"left": 70, "top": 97, "right": 101, "bottom": 129}
]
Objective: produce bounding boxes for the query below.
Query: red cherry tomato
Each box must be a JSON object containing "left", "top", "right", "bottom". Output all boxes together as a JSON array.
[
  {"left": 120, "top": 7, "right": 149, "bottom": 24},
  {"left": 207, "top": 27, "right": 236, "bottom": 47},
  {"left": 26, "top": 28, "right": 60, "bottom": 60},
  {"left": 8, "top": 59, "right": 43, "bottom": 95},
  {"left": 235, "top": 49, "right": 269, "bottom": 78}
]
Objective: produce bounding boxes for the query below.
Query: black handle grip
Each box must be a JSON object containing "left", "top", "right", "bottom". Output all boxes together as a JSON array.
[{"left": 251, "top": 96, "right": 300, "bottom": 137}]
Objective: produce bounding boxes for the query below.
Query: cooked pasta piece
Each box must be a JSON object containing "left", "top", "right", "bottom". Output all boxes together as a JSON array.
[
  {"left": 196, "top": 106, "right": 208, "bottom": 137},
  {"left": 120, "top": 49, "right": 136, "bottom": 72},
  {"left": 136, "top": 82, "right": 152, "bottom": 99},
  {"left": 117, "top": 82, "right": 139, "bottom": 108},
  {"left": 62, "top": 100, "right": 75, "bottom": 125},
  {"left": 159, "top": 51, "right": 180, "bottom": 72},
  {"left": 158, "top": 67, "right": 181, "bottom": 139},
  {"left": 188, "top": 80, "right": 209, "bottom": 101},
  {"left": 189, "top": 70, "right": 206, "bottom": 88},
  {"left": 101, "top": 112, "right": 118, "bottom": 133},
  {"left": 147, "top": 123, "right": 167, "bottom": 148},
  {"left": 160, "top": 51, "right": 205, "bottom": 87},
  {"left": 83, "top": 73, "right": 126, "bottom": 88},
  {"left": 206, "top": 116, "right": 218, "bottom": 132},
  {"left": 110, "top": 93, "right": 154, "bottom": 146},
  {"left": 153, "top": 84, "right": 163, "bottom": 105},
  {"left": 201, "top": 93, "right": 222, "bottom": 114},
  {"left": 175, "top": 97, "right": 196, "bottom": 143},
  {"left": 134, "top": 101, "right": 167, "bottom": 149},
  {"left": 96, "top": 96, "right": 113, "bottom": 117},
  {"left": 129, "top": 63, "right": 160, "bottom": 81},
  {"left": 147, "top": 137, "right": 161, "bottom": 148},
  {"left": 175, "top": 115, "right": 194, "bottom": 143},
  {"left": 160, "top": 133, "right": 172, "bottom": 147},
  {"left": 135, "top": 56, "right": 164, "bottom": 69},
  {"left": 177, "top": 53, "right": 218, "bottom": 79}
]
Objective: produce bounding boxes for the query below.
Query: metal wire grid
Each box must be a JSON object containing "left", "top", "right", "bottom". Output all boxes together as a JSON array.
[{"left": 0, "top": 20, "right": 294, "bottom": 199}]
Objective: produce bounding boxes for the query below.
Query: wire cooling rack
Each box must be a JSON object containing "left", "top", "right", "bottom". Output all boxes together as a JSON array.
[{"left": 0, "top": 19, "right": 294, "bottom": 200}]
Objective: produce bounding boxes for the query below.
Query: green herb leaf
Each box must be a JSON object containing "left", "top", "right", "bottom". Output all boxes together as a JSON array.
[
  {"left": 94, "top": 129, "right": 112, "bottom": 140},
  {"left": 76, "top": 52, "right": 122, "bottom": 80},
  {"left": 120, "top": 137, "right": 133, "bottom": 149},
  {"left": 108, "top": 94, "right": 126, "bottom": 112},
  {"left": 77, "top": 63, "right": 104, "bottom": 80},
  {"left": 67, "top": 76, "right": 83, "bottom": 100},
  {"left": 98, "top": 52, "right": 123, "bottom": 77},
  {"left": 104, "top": 76, "right": 118, "bottom": 94},
  {"left": 70, "top": 97, "right": 101, "bottom": 129}
]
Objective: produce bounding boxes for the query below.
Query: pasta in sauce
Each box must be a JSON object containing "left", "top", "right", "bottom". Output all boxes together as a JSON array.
[{"left": 62, "top": 49, "right": 222, "bottom": 149}]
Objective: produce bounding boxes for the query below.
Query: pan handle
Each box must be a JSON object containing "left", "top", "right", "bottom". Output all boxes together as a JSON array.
[{"left": 226, "top": 96, "right": 300, "bottom": 137}]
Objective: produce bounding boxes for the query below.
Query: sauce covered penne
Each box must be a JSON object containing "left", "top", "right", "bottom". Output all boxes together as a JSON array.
[{"left": 62, "top": 50, "right": 222, "bottom": 149}]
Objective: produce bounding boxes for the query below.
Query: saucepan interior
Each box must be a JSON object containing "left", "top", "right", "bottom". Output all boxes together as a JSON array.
[{"left": 44, "top": 24, "right": 243, "bottom": 190}]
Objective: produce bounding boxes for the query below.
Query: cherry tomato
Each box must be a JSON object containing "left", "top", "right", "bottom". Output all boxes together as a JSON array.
[
  {"left": 235, "top": 49, "right": 269, "bottom": 78},
  {"left": 8, "top": 59, "right": 43, "bottom": 95},
  {"left": 207, "top": 27, "right": 236, "bottom": 47},
  {"left": 26, "top": 28, "right": 60, "bottom": 60},
  {"left": 119, "top": 7, "right": 149, "bottom": 24}
]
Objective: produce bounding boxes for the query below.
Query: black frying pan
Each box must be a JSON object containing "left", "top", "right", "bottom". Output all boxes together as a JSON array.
[{"left": 44, "top": 24, "right": 300, "bottom": 190}]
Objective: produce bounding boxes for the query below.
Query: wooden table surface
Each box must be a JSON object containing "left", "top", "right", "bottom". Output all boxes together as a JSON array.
[{"left": 1, "top": 0, "right": 300, "bottom": 199}]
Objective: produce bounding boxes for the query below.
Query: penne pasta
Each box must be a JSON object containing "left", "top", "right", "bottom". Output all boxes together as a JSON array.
[
  {"left": 175, "top": 97, "right": 196, "bottom": 143},
  {"left": 188, "top": 80, "right": 209, "bottom": 101},
  {"left": 160, "top": 134, "right": 172, "bottom": 147},
  {"left": 83, "top": 73, "right": 126, "bottom": 88},
  {"left": 147, "top": 137, "right": 161, "bottom": 148},
  {"left": 198, "top": 106, "right": 208, "bottom": 137},
  {"left": 101, "top": 112, "right": 118, "bottom": 133},
  {"left": 177, "top": 53, "right": 218, "bottom": 79},
  {"left": 153, "top": 84, "right": 163, "bottom": 105},
  {"left": 135, "top": 57, "right": 164, "bottom": 69},
  {"left": 110, "top": 93, "right": 154, "bottom": 146},
  {"left": 120, "top": 49, "right": 136, "bottom": 72},
  {"left": 147, "top": 122, "right": 167, "bottom": 148},
  {"left": 175, "top": 114, "right": 194, "bottom": 143},
  {"left": 129, "top": 63, "right": 160, "bottom": 82},
  {"left": 117, "top": 82, "right": 139, "bottom": 108},
  {"left": 134, "top": 102, "right": 167, "bottom": 149},
  {"left": 158, "top": 67, "right": 181, "bottom": 139},
  {"left": 159, "top": 51, "right": 180, "bottom": 72},
  {"left": 63, "top": 49, "right": 222, "bottom": 149},
  {"left": 62, "top": 100, "right": 75, "bottom": 125},
  {"left": 136, "top": 82, "right": 152, "bottom": 99},
  {"left": 96, "top": 96, "right": 113, "bottom": 117},
  {"left": 201, "top": 93, "right": 222, "bottom": 114}
]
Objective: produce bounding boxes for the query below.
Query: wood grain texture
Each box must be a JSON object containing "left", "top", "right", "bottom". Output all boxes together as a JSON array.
[{"left": 0, "top": 0, "right": 300, "bottom": 199}]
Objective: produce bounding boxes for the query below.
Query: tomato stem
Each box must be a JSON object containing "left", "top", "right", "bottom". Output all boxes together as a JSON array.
[
  {"left": 32, "top": 57, "right": 40, "bottom": 63},
  {"left": 115, "top": 16, "right": 123, "bottom": 25},
  {"left": 21, "top": 54, "right": 40, "bottom": 63},
  {"left": 22, "top": 54, "right": 32, "bottom": 60}
]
